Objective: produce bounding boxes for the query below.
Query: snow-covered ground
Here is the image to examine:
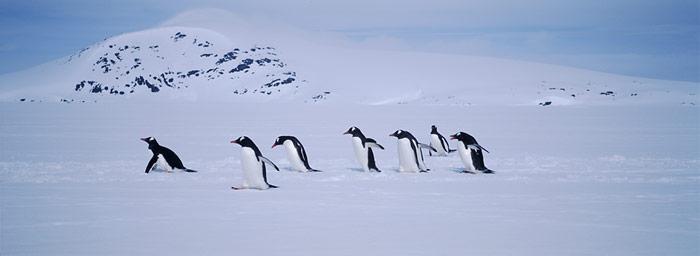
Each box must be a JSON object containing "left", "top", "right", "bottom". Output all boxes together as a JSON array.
[{"left": 1, "top": 102, "right": 698, "bottom": 255}]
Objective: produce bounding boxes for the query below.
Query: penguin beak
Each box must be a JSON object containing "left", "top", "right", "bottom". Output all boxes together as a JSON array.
[
  {"left": 449, "top": 135, "right": 457, "bottom": 140},
  {"left": 230, "top": 140, "right": 238, "bottom": 144},
  {"left": 140, "top": 138, "right": 148, "bottom": 142},
  {"left": 342, "top": 131, "right": 350, "bottom": 135},
  {"left": 271, "top": 143, "right": 277, "bottom": 149}
]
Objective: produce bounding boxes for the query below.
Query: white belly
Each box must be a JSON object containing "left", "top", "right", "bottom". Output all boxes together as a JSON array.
[
  {"left": 240, "top": 147, "right": 268, "bottom": 189},
  {"left": 397, "top": 139, "right": 420, "bottom": 172},
  {"left": 430, "top": 134, "right": 448, "bottom": 156},
  {"left": 156, "top": 154, "right": 173, "bottom": 172},
  {"left": 284, "top": 140, "right": 307, "bottom": 172},
  {"left": 457, "top": 144, "right": 475, "bottom": 171},
  {"left": 352, "top": 137, "right": 369, "bottom": 171}
]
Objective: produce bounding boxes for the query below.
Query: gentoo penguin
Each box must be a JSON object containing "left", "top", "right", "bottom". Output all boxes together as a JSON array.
[
  {"left": 343, "top": 126, "right": 384, "bottom": 172},
  {"left": 272, "top": 136, "right": 321, "bottom": 172},
  {"left": 230, "top": 136, "right": 280, "bottom": 190},
  {"left": 140, "top": 137, "right": 197, "bottom": 173},
  {"left": 429, "top": 125, "right": 456, "bottom": 156},
  {"left": 389, "top": 130, "right": 436, "bottom": 173},
  {"left": 450, "top": 132, "right": 494, "bottom": 174}
]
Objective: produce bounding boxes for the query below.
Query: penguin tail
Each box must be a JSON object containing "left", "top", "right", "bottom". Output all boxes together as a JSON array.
[
  {"left": 184, "top": 169, "right": 198, "bottom": 173},
  {"left": 308, "top": 169, "right": 322, "bottom": 172},
  {"left": 268, "top": 184, "right": 279, "bottom": 189},
  {"left": 481, "top": 169, "right": 495, "bottom": 174}
]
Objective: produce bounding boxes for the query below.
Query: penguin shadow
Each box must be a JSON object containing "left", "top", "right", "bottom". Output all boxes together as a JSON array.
[
  {"left": 346, "top": 167, "right": 387, "bottom": 173},
  {"left": 148, "top": 167, "right": 174, "bottom": 173},
  {"left": 281, "top": 167, "right": 298, "bottom": 172},
  {"left": 390, "top": 168, "right": 431, "bottom": 173},
  {"left": 347, "top": 167, "right": 368, "bottom": 173},
  {"left": 147, "top": 164, "right": 192, "bottom": 174},
  {"left": 449, "top": 167, "right": 476, "bottom": 174},
  {"left": 281, "top": 167, "right": 323, "bottom": 173}
]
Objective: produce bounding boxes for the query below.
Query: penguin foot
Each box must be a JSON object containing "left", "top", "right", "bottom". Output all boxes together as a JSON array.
[
  {"left": 231, "top": 186, "right": 241, "bottom": 190},
  {"left": 481, "top": 169, "right": 495, "bottom": 174}
]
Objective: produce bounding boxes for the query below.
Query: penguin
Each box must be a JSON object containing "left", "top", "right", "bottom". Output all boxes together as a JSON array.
[
  {"left": 272, "top": 136, "right": 321, "bottom": 172},
  {"left": 450, "top": 132, "right": 494, "bottom": 174},
  {"left": 343, "top": 126, "right": 384, "bottom": 172},
  {"left": 429, "top": 125, "right": 456, "bottom": 156},
  {"left": 230, "top": 136, "right": 280, "bottom": 190},
  {"left": 389, "top": 130, "right": 436, "bottom": 173},
  {"left": 140, "top": 137, "right": 197, "bottom": 173}
]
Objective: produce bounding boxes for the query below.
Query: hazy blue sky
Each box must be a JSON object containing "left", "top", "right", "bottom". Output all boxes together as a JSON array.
[{"left": 1, "top": 0, "right": 698, "bottom": 81}]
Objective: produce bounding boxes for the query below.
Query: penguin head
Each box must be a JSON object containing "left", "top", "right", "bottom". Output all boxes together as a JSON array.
[
  {"left": 230, "top": 136, "right": 255, "bottom": 148},
  {"left": 272, "top": 136, "right": 294, "bottom": 149},
  {"left": 431, "top": 125, "right": 438, "bottom": 134},
  {"left": 140, "top": 137, "right": 158, "bottom": 146},
  {"left": 389, "top": 129, "right": 406, "bottom": 138},
  {"left": 343, "top": 126, "right": 361, "bottom": 136},
  {"left": 450, "top": 132, "right": 474, "bottom": 143}
]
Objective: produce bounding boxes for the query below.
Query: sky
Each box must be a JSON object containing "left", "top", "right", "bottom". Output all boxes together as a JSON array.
[{"left": 0, "top": 0, "right": 698, "bottom": 82}]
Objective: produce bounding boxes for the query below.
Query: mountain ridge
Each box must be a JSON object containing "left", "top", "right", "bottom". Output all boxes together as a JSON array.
[{"left": 1, "top": 8, "right": 697, "bottom": 106}]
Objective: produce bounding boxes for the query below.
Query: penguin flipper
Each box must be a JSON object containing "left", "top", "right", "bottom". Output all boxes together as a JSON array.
[
  {"left": 145, "top": 155, "right": 158, "bottom": 173},
  {"left": 259, "top": 156, "right": 280, "bottom": 171},
  {"left": 418, "top": 143, "right": 437, "bottom": 152},
  {"left": 475, "top": 144, "right": 490, "bottom": 153},
  {"left": 365, "top": 138, "right": 385, "bottom": 150}
]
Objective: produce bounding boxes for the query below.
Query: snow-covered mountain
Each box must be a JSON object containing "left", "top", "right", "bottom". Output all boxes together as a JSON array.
[{"left": 0, "top": 9, "right": 697, "bottom": 106}]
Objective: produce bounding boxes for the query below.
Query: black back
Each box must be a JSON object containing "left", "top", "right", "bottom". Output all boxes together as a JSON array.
[
  {"left": 470, "top": 148, "right": 488, "bottom": 171},
  {"left": 367, "top": 147, "right": 380, "bottom": 172}
]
